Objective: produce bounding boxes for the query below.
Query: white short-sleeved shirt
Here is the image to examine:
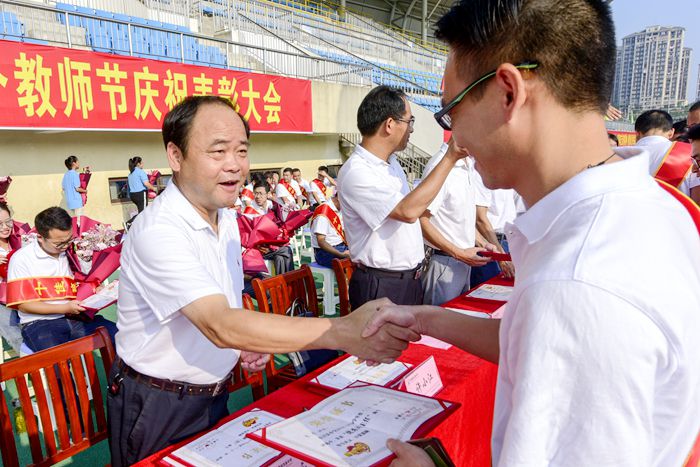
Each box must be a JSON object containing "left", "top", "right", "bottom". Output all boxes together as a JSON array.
[
  {"left": 8, "top": 240, "right": 71, "bottom": 324},
  {"left": 117, "top": 182, "right": 244, "bottom": 384},
  {"left": 274, "top": 183, "right": 296, "bottom": 206},
  {"left": 245, "top": 200, "right": 272, "bottom": 217},
  {"left": 297, "top": 179, "right": 312, "bottom": 202},
  {"left": 492, "top": 150, "right": 700, "bottom": 466},
  {"left": 631, "top": 135, "right": 694, "bottom": 195},
  {"left": 308, "top": 179, "right": 330, "bottom": 204},
  {"left": 424, "top": 144, "right": 489, "bottom": 250},
  {"left": 472, "top": 173, "right": 518, "bottom": 234},
  {"left": 311, "top": 202, "right": 345, "bottom": 248},
  {"left": 337, "top": 145, "right": 424, "bottom": 270}
]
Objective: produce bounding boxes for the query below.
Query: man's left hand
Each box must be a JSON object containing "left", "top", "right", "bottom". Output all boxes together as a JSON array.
[
  {"left": 387, "top": 439, "right": 434, "bottom": 467},
  {"left": 240, "top": 351, "right": 269, "bottom": 372}
]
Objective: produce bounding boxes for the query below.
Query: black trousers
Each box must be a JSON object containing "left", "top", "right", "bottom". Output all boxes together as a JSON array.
[
  {"left": 107, "top": 360, "right": 228, "bottom": 466},
  {"left": 263, "top": 246, "right": 294, "bottom": 274},
  {"left": 129, "top": 190, "right": 148, "bottom": 214},
  {"left": 349, "top": 266, "right": 424, "bottom": 310}
]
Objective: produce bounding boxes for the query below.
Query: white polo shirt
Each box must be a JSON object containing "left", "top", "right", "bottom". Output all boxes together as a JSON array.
[
  {"left": 274, "top": 182, "right": 296, "bottom": 206},
  {"left": 309, "top": 179, "right": 330, "bottom": 204},
  {"left": 472, "top": 173, "right": 519, "bottom": 234},
  {"left": 310, "top": 202, "right": 344, "bottom": 248},
  {"left": 492, "top": 150, "right": 700, "bottom": 466},
  {"left": 632, "top": 135, "right": 694, "bottom": 195},
  {"left": 297, "top": 178, "right": 312, "bottom": 202},
  {"left": 7, "top": 239, "right": 71, "bottom": 324},
  {"left": 117, "top": 182, "right": 244, "bottom": 385},
  {"left": 424, "top": 144, "right": 489, "bottom": 250},
  {"left": 337, "top": 145, "right": 424, "bottom": 270}
]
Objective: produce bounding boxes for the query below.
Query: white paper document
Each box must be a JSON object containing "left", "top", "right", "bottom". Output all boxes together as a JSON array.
[
  {"left": 80, "top": 280, "right": 119, "bottom": 310},
  {"left": 466, "top": 283, "right": 513, "bottom": 301},
  {"left": 250, "top": 385, "right": 451, "bottom": 466},
  {"left": 168, "top": 409, "right": 284, "bottom": 467},
  {"left": 311, "top": 357, "right": 411, "bottom": 390}
]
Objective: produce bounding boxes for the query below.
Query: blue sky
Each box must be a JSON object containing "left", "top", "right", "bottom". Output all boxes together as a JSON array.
[{"left": 611, "top": 0, "right": 700, "bottom": 102}]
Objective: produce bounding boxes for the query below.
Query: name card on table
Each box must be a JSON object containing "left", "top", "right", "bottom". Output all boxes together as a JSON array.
[{"left": 399, "top": 356, "right": 443, "bottom": 397}]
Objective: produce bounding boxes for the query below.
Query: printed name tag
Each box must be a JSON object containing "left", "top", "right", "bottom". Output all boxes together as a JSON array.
[{"left": 400, "top": 356, "right": 443, "bottom": 397}]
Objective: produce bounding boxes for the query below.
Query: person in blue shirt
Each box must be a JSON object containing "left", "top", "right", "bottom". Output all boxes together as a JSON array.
[
  {"left": 127, "top": 156, "right": 157, "bottom": 215},
  {"left": 61, "top": 155, "right": 86, "bottom": 218}
]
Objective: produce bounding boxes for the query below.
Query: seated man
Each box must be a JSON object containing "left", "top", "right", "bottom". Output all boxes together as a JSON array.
[
  {"left": 242, "top": 181, "right": 273, "bottom": 216},
  {"left": 311, "top": 194, "right": 349, "bottom": 267},
  {"left": 6, "top": 207, "right": 117, "bottom": 352}
]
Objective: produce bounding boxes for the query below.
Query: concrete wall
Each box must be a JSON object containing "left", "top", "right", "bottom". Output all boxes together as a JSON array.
[{"left": 0, "top": 80, "right": 442, "bottom": 227}]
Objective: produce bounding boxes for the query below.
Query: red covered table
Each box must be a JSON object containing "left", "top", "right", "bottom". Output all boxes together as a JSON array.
[{"left": 136, "top": 277, "right": 514, "bottom": 467}]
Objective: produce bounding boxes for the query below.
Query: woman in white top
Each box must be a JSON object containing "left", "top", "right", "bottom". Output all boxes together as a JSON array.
[{"left": 0, "top": 202, "right": 22, "bottom": 351}]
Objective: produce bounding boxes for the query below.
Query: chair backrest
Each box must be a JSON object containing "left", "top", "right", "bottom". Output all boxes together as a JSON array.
[
  {"left": 252, "top": 264, "right": 319, "bottom": 317},
  {"left": 0, "top": 327, "right": 115, "bottom": 467},
  {"left": 242, "top": 292, "right": 256, "bottom": 312},
  {"left": 332, "top": 258, "right": 355, "bottom": 316}
]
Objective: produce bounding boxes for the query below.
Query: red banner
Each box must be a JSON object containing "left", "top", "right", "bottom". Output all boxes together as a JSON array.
[{"left": 0, "top": 40, "right": 312, "bottom": 133}]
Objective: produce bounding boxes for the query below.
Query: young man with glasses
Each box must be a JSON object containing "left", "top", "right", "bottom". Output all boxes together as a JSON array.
[
  {"left": 362, "top": 0, "right": 700, "bottom": 464},
  {"left": 5, "top": 206, "right": 116, "bottom": 352},
  {"left": 337, "top": 85, "right": 466, "bottom": 308}
]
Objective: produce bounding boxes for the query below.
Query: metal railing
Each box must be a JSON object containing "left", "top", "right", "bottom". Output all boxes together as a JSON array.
[{"left": 340, "top": 133, "right": 432, "bottom": 184}]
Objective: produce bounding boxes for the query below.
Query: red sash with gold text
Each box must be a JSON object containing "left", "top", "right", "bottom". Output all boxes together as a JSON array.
[
  {"left": 654, "top": 141, "right": 693, "bottom": 189},
  {"left": 243, "top": 205, "right": 263, "bottom": 217},
  {"left": 6, "top": 276, "right": 78, "bottom": 308},
  {"left": 311, "top": 203, "right": 346, "bottom": 244},
  {"left": 311, "top": 179, "right": 327, "bottom": 197},
  {"left": 240, "top": 187, "right": 254, "bottom": 203},
  {"left": 300, "top": 185, "right": 308, "bottom": 201},
  {"left": 278, "top": 180, "right": 295, "bottom": 197}
]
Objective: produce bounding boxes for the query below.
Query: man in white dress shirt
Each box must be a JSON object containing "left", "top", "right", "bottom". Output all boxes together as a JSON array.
[
  {"left": 363, "top": 1, "right": 700, "bottom": 464},
  {"left": 337, "top": 85, "right": 466, "bottom": 308},
  {"left": 108, "top": 96, "right": 419, "bottom": 466}
]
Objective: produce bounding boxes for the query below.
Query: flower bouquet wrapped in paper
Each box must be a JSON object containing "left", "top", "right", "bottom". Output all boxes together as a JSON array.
[
  {"left": 79, "top": 167, "right": 92, "bottom": 205},
  {"left": 0, "top": 176, "right": 11, "bottom": 202},
  {"left": 147, "top": 170, "right": 161, "bottom": 200},
  {"left": 270, "top": 209, "right": 313, "bottom": 243},
  {"left": 237, "top": 214, "right": 289, "bottom": 275}
]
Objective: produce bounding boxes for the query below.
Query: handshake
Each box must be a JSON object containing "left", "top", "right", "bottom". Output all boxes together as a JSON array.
[{"left": 334, "top": 298, "right": 426, "bottom": 364}]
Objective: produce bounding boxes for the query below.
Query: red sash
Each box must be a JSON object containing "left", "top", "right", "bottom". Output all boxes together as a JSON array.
[
  {"left": 6, "top": 276, "right": 78, "bottom": 308},
  {"left": 243, "top": 205, "right": 263, "bottom": 217},
  {"left": 240, "top": 187, "right": 254, "bottom": 203},
  {"left": 654, "top": 141, "right": 693, "bottom": 189},
  {"left": 300, "top": 185, "right": 309, "bottom": 201},
  {"left": 311, "top": 203, "right": 346, "bottom": 244},
  {"left": 311, "top": 179, "right": 327, "bottom": 197},
  {"left": 278, "top": 180, "right": 294, "bottom": 198}
]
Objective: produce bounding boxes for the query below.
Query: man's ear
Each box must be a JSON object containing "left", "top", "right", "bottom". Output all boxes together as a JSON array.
[
  {"left": 166, "top": 142, "right": 183, "bottom": 173},
  {"left": 493, "top": 64, "right": 530, "bottom": 122},
  {"left": 667, "top": 128, "right": 675, "bottom": 140}
]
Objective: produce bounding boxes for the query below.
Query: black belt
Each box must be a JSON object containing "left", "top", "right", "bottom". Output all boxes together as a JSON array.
[
  {"left": 116, "top": 358, "right": 229, "bottom": 397},
  {"left": 355, "top": 263, "right": 422, "bottom": 280},
  {"left": 432, "top": 249, "right": 451, "bottom": 257}
]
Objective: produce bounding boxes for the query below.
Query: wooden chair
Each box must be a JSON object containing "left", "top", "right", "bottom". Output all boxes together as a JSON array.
[
  {"left": 234, "top": 293, "right": 266, "bottom": 400},
  {"left": 251, "top": 265, "right": 320, "bottom": 392},
  {"left": 332, "top": 258, "right": 355, "bottom": 316},
  {"left": 0, "top": 327, "right": 115, "bottom": 467}
]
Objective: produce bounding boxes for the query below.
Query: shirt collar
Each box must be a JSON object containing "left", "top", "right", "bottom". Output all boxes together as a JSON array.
[
  {"left": 635, "top": 135, "right": 669, "bottom": 147},
  {"left": 162, "top": 181, "right": 221, "bottom": 232},
  {"left": 512, "top": 148, "right": 650, "bottom": 243},
  {"left": 355, "top": 144, "right": 395, "bottom": 167}
]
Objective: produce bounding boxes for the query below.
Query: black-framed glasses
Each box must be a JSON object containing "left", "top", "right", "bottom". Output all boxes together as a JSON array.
[
  {"left": 45, "top": 236, "right": 75, "bottom": 250},
  {"left": 434, "top": 61, "right": 540, "bottom": 131},
  {"left": 395, "top": 116, "right": 416, "bottom": 129}
]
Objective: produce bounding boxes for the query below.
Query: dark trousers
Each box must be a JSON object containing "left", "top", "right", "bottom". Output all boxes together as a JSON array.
[
  {"left": 349, "top": 265, "right": 423, "bottom": 310},
  {"left": 314, "top": 243, "right": 348, "bottom": 268},
  {"left": 21, "top": 316, "right": 117, "bottom": 352},
  {"left": 263, "top": 246, "right": 294, "bottom": 274},
  {"left": 107, "top": 360, "right": 228, "bottom": 466},
  {"left": 129, "top": 190, "right": 148, "bottom": 214}
]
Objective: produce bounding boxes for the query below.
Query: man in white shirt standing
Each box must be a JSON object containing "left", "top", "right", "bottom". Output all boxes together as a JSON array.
[
  {"left": 338, "top": 85, "right": 465, "bottom": 309},
  {"left": 632, "top": 109, "right": 697, "bottom": 198},
  {"left": 419, "top": 141, "right": 492, "bottom": 305},
  {"left": 108, "top": 96, "right": 420, "bottom": 466},
  {"left": 363, "top": 1, "right": 700, "bottom": 464}
]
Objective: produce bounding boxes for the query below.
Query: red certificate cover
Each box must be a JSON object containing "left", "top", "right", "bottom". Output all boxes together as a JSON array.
[
  {"left": 246, "top": 383, "right": 460, "bottom": 467},
  {"left": 478, "top": 251, "right": 512, "bottom": 262}
]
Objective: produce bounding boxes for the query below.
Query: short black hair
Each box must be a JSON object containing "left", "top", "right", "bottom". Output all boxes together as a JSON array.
[
  {"left": 64, "top": 155, "right": 78, "bottom": 170},
  {"left": 690, "top": 101, "right": 700, "bottom": 113},
  {"left": 35, "top": 207, "right": 72, "bottom": 238},
  {"left": 162, "top": 95, "right": 250, "bottom": 156},
  {"left": 292, "top": 168, "right": 301, "bottom": 173},
  {"left": 282, "top": 167, "right": 293, "bottom": 174},
  {"left": 635, "top": 110, "right": 673, "bottom": 134},
  {"left": 607, "top": 133, "right": 619, "bottom": 145},
  {"left": 318, "top": 165, "right": 329, "bottom": 172},
  {"left": 688, "top": 124, "right": 700, "bottom": 141},
  {"left": 357, "top": 85, "right": 407, "bottom": 136},
  {"left": 253, "top": 181, "right": 270, "bottom": 193},
  {"left": 435, "top": 0, "right": 615, "bottom": 114}
]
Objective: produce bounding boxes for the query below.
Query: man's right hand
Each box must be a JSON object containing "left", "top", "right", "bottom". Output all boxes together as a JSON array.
[
  {"left": 453, "top": 247, "right": 491, "bottom": 267},
  {"left": 338, "top": 298, "right": 420, "bottom": 364},
  {"left": 444, "top": 139, "right": 469, "bottom": 163},
  {"left": 65, "top": 300, "right": 86, "bottom": 315}
]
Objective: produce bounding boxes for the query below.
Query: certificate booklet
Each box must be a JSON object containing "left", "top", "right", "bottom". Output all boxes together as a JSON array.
[
  {"left": 309, "top": 355, "right": 412, "bottom": 391},
  {"left": 248, "top": 384, "right": 459, "bottom": 467},
  {"left": 80, "top": 280, "right": 118, "bottom": 317},
  {"left": 165, "top": 409, "right": 284, "bottom": 467},
  {"left": 466, "top": 283, "right": 513, "bottom": 302}
]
